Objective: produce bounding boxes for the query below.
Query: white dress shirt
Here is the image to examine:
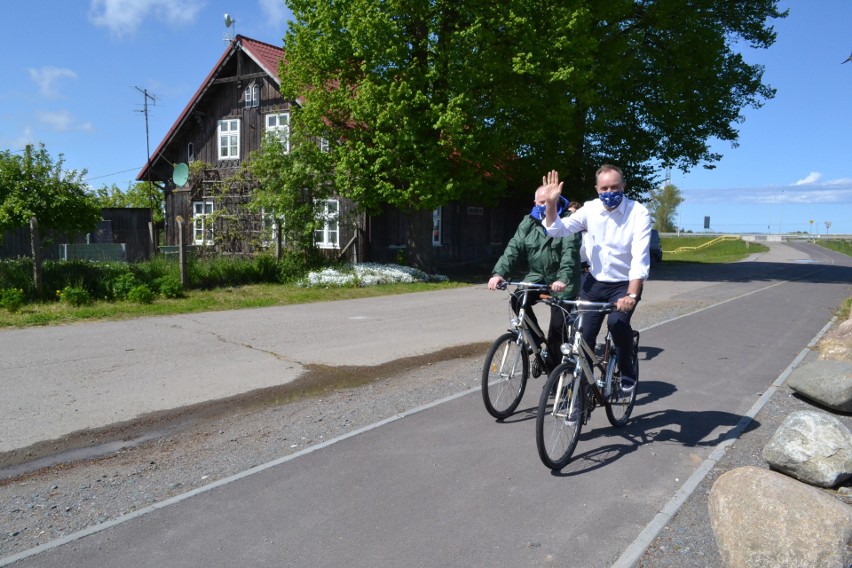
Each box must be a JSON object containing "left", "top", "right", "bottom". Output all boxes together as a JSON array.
[{"left": 545, "top": 196, "right": 652, "bottom": 282}]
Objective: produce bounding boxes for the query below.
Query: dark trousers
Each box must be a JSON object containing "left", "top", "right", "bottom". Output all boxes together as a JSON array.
[
  {"left": 579, "top": 275, "right": 637, "bottom": 378},
  {"left": 510, "top": 291, "right": 568, "bottom": 371}
]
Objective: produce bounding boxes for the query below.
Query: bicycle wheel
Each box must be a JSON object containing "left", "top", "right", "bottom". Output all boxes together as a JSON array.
[
  {"left": 604, "top": 334, "right": 638, "bottom": 427},
  {"left": 481, "top": 332, "right": 529, "bottom": 419},
  {"left": 536, "top": 362, "right": 583, "bottom": 469}
]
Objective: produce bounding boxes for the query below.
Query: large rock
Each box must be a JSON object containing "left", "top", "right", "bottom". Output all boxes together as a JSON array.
[
  {"left": 820, "top": 335, "right": 852, "bottom": 361},
  {"left": 762, "top": 410, "right": 852, "bottom": 487},
  {"left": 786, "top": 360, "right": 852, "bottom": 412},
  {"left": 709, "top": 466, "right": 852, "bottom": 568},
  {"left": 836, "top": 317, "right": 852, "bottom": 338}
]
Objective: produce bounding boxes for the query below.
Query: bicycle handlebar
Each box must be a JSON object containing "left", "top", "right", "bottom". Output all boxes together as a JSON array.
[
  {"left": 496, "top": 281, "right": 551, "bottom": 292},
  {"left": 554, "top": 299, "right": 616, "bottom": 313}
]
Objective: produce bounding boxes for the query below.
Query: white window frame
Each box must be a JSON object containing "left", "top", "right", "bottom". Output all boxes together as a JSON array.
[
  {"left": 265, "top": 112, "right": 290, "bottom": 153},
  {"left": 192, "top": 199, "right": 214, "bottom": 245},
  {"left": 244, "top": 83, "right": 259, "bottom": 108},
  {"left": 432, "top": 207, "right": 442, "bottom": 246},
  {"left": 320, "top": 137, "right": 330, "bottom": 153},
  {"left": 314, "top": 199, "right": 339, "bottom": 249},
  {"left": 218, "top": 119, "right": 240, "bottom": 160}
]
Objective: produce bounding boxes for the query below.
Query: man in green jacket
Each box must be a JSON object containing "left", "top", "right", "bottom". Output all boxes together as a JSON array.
[{"left": 488, "top": 185, "right": 582, "bottom": 375}]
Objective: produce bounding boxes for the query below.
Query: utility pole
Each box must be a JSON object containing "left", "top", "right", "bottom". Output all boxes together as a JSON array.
[{"left": 135, "top": 86, "right": 158, "bottom": 253}]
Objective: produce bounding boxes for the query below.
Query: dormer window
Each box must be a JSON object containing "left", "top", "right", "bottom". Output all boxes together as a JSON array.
[{"left": 244, "top": 83, "right": 259, "bottom": 108}]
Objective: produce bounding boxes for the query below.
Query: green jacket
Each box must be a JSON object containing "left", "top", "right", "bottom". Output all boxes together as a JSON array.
[{"left": 492, "top": 214, "right": 581, "bottom": 299}]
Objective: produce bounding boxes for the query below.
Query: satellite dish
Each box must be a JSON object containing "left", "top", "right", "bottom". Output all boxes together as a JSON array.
[
  {"left": 224, "top": 13, "right": 235, "bottom": 28},
  {"left": 172, "top": 163, "right": 189, "bottom": 187}
]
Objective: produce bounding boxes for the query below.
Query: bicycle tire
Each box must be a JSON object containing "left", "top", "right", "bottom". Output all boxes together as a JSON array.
[
  {"left": 536, "top": 362, "right": 583, "bottom": 469},
  {"left": 481, "top": 332, "right": 529, "bottom": 419},
  {"left": 604, "top": 334, "right": 638, "bottom": 427}
]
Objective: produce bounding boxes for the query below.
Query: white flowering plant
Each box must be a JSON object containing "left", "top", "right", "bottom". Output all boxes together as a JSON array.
[{"left": 300, "top": 263, "right": 449, "bottom": 288}]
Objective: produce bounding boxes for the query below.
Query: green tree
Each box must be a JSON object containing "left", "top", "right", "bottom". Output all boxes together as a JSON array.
[
  {"left": 648, "top": 183, "right": 684, "bottom": 232},
  {"left": 244, "top": 129, "right": 334, "bottom": 258},
  {"left": 0, "top": 144, "right": 102, "bottom": 295},
  {"left": 95, "top": 181, "right": 165, "bottom": 226},
  {"left": 280, "top": 0, "right": 784, "bottom": 269}
]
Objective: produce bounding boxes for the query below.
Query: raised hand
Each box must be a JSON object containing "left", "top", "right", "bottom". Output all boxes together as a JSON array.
[{"left": 541, "top": 170, "right": 563, "bottom": 204}]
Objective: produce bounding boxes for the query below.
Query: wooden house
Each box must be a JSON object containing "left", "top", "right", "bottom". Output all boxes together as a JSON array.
[{"left": 138, "top": 35, "right": 526, "bottom": 270}]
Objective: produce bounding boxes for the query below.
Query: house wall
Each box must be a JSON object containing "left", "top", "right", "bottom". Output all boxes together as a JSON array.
[{"left": 151, "top": 39, "right": 530, "bottom": 270}]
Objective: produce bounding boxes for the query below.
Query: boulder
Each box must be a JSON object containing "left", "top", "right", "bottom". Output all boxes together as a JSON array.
[
  {"left": 786, "top": 360, "right": 852, "bottom": 412},
  {"left": 820, "top": 335, "right": 852, "bottom": 362},
  {"left": 709, "top": 466, "right": 852, "bottom": 568},
  {"left": 762, "top": 410, "right": 852, "bottom": 487},
  {"left": 836, "top": 317, "right": 852, "bottom": 338}
]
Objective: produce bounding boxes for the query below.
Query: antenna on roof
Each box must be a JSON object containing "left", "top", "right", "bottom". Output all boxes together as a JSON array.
[{"left": 224, "top": 13, "right": 236, "bottom": 44}]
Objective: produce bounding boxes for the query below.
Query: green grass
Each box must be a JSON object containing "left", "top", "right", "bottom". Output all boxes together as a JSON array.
[
  {"left": 660, "top": 236, "right": 768, "bottom": 264},
  {"left": 0, "top": 280, "right": 467, "bottom": 329},
  {"left": 814, "top": 239, "right": 852, "bottom": 257}
]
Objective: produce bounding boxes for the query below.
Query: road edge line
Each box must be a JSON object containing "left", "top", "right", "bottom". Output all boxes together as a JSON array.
[{"left": 610, "top": 315, "right": 837, "bottom": 568}]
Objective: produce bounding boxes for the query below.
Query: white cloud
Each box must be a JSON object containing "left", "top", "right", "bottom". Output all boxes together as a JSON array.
[
  {"left": 27, "top": 67, "right": 78, "bottom": 98},
  {"left": 793, "top": 171, "right": 822, "bottom": 185},
  {"left": 258, "top": 0, "right": 288, "bottom": 27},
  {"left": 37, "top": 110, "right": 95, "bottom": 133},
  {"left": 89, "top": 0, "right": 203, "bottom": 37}
]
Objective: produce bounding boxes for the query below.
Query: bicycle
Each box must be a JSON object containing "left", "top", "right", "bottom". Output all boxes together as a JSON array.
[
  {"left": 481, "top": 281, "right": 573, "bottom": 419},
  {"left": 535, "top": 300, "right": 640, "bottom": 469}
]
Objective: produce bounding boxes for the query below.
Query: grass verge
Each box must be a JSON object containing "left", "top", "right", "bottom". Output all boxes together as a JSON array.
[
  {"left": 0, "top": 280, "right": 467, "bottom": 329},
  {"left": 660, "top": 236, "right": 768, "bottom": 264},
  {"left": 814, "top": 239, "right": 852, "bottom": 257}
]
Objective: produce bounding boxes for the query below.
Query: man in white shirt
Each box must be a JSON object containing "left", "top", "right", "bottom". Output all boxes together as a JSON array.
[{"left": 541, "top": 165, "right": 652, "bottom": 393}]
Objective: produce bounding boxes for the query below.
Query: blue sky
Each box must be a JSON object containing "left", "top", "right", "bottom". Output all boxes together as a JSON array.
[{"left": 1, "top": 1, "right": 850, "bottom": 235}]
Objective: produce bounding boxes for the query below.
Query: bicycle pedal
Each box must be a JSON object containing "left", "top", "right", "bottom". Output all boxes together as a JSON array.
[{"left": 531, "top": 356, "right": 543, "bottom": 378}]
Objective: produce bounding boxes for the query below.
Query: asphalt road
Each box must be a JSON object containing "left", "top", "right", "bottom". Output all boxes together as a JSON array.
[{"left": 2, "top": 241, "right": 850, "bottom": 567}]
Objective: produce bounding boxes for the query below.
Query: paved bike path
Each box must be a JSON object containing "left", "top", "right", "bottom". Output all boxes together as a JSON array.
[
  {"left": 1, "top": 251, "right": 733, "bottom": 455},
  {"left": 4, "top": 242, "right": 850, "bottom": 567}
]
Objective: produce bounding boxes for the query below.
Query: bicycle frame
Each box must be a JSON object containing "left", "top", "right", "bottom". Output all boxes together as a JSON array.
[
  {"left": 511, "top": 288, "right": 546, "bottom": 350},
  {"left": 553, "top": 301, "right": 616, "bottom": 420}
]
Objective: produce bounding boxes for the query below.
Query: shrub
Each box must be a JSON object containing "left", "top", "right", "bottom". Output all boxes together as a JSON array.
[
  {"left": 0, "top": 288, "right": 25, "bottom": 312},
  {"left": 127, "top": 284, "right": 155, "bottom": 304},
  {"left": 0, "top": 259, "right": 35, "bottom": 299},
  {"left": 58, "top": 285, "right": 92, "bottom": 307},
  {"left": 111, "top": 272, "right": 139, "bottom": 300},
  {"left": 154, "top": 275, "right": 185, "bottom": 299},
  {"left": 278, "top": 249, "right": 327, "bottom": 283},
  {"left": 254, "top": 254, "right": 280, "bottom": 283}
]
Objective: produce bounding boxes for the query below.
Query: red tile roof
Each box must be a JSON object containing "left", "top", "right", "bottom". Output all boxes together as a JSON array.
[
  {"left": 137, "top": 35, "right": 285, "bottom": 182},
  {"left": 240, "top": 36, "right": 286, "bottom": 80}
]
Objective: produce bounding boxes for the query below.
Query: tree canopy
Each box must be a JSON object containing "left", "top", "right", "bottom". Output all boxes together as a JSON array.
[
  {"left": 244, "top": 130, "right": 334, "bottom": 254},
  {"left": 0, "top": 144, "right": 101, "bottom": 237},
  {"left": 648, "top": 182, "right": 685, "bottom": 232},
  {"left": 281, "top": 0, "right": 784, "bottom": 204},
  {"left": 94, "top": 181, "right": 165, "bottom": 226}
]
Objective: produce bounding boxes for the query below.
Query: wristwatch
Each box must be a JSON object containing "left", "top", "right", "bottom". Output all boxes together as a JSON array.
[{"left": 627, "top": 293, "right": 638, "bottom": 300}]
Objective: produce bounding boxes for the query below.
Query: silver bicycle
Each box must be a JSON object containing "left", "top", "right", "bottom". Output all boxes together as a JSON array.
[
  {"left": 535, "top": 300, "right": 639, "bottom": 469},
  {"left": 481, "top": 281, "right": 573, "bottom": 419}
]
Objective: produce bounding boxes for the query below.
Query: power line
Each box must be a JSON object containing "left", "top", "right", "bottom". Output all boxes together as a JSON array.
[{"left": 84, "top": 167, "right": 144, "bottom": 183}]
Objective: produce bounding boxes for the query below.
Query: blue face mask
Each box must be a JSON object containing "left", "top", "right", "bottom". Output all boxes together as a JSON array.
[
  {"left": 599, "top": 191, "right": 624, "bottom": 209},
  {"left": 530, "top": 196, "right": 569, "bottom": 220}
]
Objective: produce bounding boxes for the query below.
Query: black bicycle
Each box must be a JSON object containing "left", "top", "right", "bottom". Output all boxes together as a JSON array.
[
  {"left": 535, "top": 300, "right": 639, "bottom": 469},
  {"left": 481, "top": 282, "right": 573, "bottom": 419}
]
